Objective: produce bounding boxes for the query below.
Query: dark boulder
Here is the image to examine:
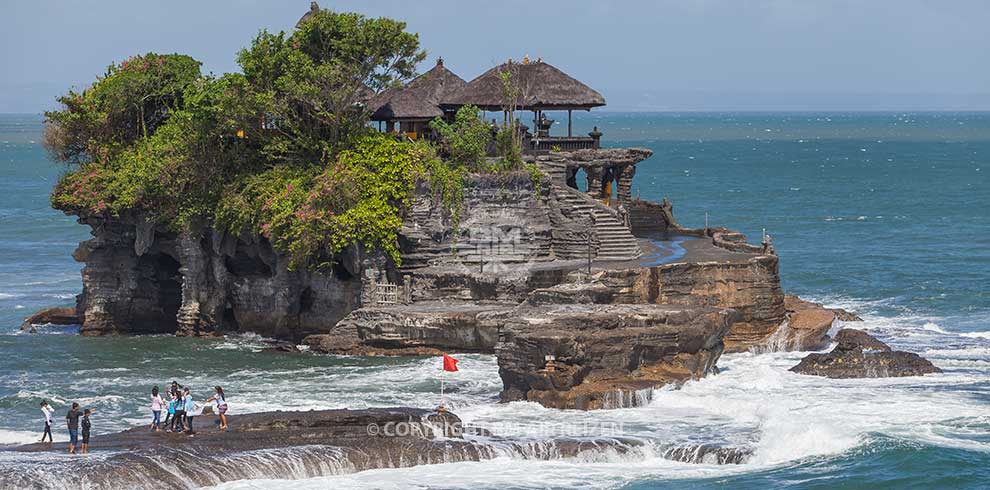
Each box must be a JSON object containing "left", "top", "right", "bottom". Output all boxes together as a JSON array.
[{"left": 789, "top": 329, "right": 941, "bottom": 378}]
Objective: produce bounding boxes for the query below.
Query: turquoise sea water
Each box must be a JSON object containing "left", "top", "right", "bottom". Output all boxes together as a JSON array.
[{"left": 1, "top": 113, "right": 988, "bottom": 489}]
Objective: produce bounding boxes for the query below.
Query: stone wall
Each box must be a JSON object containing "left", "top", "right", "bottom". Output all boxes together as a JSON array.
[
  {"left": 627, "top": 198, "right": 680, "bottom": 236},
  {"left": 399, "top": 172, "right": 590, "bottom": 302}
]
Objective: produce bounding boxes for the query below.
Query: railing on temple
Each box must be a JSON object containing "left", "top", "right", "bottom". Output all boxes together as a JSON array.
[{"left": 528, "top": 136, "right": 599, "bottom": 152}]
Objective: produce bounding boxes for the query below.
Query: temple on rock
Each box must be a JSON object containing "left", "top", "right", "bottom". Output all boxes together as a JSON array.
[{"left": 35, "top": 2, "right": 843, "bottom": 414}]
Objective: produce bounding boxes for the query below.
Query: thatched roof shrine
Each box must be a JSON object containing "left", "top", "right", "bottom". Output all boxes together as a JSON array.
[
  {"left": 370, "top": 58, "right": 467, "bottom": 122},
  {"left": 442, "top": 59, "right": 605, "bottom": 111}
]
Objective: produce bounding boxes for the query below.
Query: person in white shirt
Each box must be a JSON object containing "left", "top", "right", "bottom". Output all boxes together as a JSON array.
[
  {"left": 150, "top": 386, "right": 165, "bottom": 432},
  {"left": 205, "top": 386, "right": 228, "bottom": 430},
  {"left": 39, "top": 401, "right": 54, "bottom": 443}
]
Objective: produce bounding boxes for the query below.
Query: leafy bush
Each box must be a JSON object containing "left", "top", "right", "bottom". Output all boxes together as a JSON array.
[
  {"left": 44, "top": 53, "right": 202, "bottom": 165},
  {"left": 215, "top": 135, "right": 437, "bottom": 269},
  {"left": 238, "top": 9, "right": 425, "bottom": 163},
  {"left": 429, "top": 105, "right": 491, "bottom": 169}
]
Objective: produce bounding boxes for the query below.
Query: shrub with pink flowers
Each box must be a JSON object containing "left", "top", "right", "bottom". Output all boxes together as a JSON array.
[{"left": 44, "top": 8, "right": 460, "bottom": 270}]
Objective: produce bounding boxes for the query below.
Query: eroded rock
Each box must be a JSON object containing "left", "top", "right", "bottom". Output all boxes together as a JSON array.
[
  {"left": 763, "top": 295, "right": 838, "bottom": 352},
  {"left": 496, "top": 304, "right": 738, "bottom": 409},
  {"left": 789, "top": 329, "right": 941, "bottom": 378},
  {"left": 302, "top": 303, "right": 512, "bottom": 355},
  {"left": 20, "top": 305, "right": 80, "bottom": 331}
]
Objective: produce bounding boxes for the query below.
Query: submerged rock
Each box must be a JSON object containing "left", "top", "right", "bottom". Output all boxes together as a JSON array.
[{"left": 789, "top": 329, "right": 942, "bottom": 378}]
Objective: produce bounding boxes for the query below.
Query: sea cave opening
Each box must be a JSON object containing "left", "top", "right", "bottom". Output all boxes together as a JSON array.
[{"left": 136, "top": 252, "right": 183, "bottom": 333}]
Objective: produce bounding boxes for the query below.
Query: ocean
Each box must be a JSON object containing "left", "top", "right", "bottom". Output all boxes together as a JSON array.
[{"left": 1, "top": 112, "right": 988, "bottom": 489}]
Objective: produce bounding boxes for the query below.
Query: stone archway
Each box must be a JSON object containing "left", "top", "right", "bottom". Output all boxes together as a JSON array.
[{"left": 566, "top": 166, "right": 590, "bottom": 192}]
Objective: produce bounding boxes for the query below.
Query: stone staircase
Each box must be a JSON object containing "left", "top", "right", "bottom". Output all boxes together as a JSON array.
[{"left": 553, "top": 186, "right": 641, "bottom": 261}]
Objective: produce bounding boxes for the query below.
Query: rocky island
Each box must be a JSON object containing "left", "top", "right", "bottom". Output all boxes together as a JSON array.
[
  {"left": 16, "top": 1, "right": 944, "bottom": 470},
  {"left": 21, "top": 3, "right": 938, "bottom": 414}
]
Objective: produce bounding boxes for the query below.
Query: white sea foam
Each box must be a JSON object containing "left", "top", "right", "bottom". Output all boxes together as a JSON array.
[
  {"left": 0, "top": 429, "right": 66, "bottom": 445},
  {"left": 209, "top": 344, "right": 989, "bottom": 490},
  {"left": 8, "top": 299, "right": 990, "bottom": 489}
]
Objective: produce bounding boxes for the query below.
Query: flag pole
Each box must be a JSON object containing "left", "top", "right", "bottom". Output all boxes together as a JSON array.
[{"left": 440, "top": 361, "right": 445, "bottom": 409}]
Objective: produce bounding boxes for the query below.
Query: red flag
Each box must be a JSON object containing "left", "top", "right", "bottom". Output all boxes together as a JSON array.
[{"left": 442, "top": 353, "right": 459, "bottom": 372}]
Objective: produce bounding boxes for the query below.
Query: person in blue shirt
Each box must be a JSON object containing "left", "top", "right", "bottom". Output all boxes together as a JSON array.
[
  {"left": 165, "top": 392, "right": 178, "bottom": 432},
  {"left": 171, "top": 390, "right": 185, "bottom": 433},
  {"left": 182, "top": 387, "right": 197, "bottom": 436}
]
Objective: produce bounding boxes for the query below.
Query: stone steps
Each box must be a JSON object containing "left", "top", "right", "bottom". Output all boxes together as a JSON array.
[{"left": 553, "top": 185, "right": 641, "bottom": 261}]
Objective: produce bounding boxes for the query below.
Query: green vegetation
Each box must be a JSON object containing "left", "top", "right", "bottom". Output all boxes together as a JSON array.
[
  {"left": 429, "top": 105, "right": 490, "bottom": 170},
  {"left": 45, "top": 8, "right": 533, "bottom": 270}
]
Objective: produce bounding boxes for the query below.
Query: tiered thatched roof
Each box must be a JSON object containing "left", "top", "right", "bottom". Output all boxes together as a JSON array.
[
  {"left": 369, "top": 59, "right": 467, "bottom": 122},
  {"left": 442, "top": 59, "right": 605, "bottom": 111}
]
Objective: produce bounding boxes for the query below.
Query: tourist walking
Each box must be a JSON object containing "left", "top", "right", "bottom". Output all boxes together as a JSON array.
[
  {"left": 39, "top": 401, "right": 54, "bottom": 443},
  {"left": 171, "top": 390, "right": 186, "bottom": 433},
  {"left": 65, "top": 402, "right": 82, "bottom": 454},
  {"left": 150, "top": 386, "right": 164, "bottom": 432},
  {"left": 80, "top": 409, "right": 94, "bottom": 454},
  {"left": 205, "top": 386, "right": 228, "bottom": 430},
  {"left": 182, "top": 387, "right": 197, "bottom": 436}
]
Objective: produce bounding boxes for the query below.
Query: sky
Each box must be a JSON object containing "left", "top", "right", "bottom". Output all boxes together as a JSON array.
[{"left": 2, "top": 0, "right": 990, "bottom": 112}]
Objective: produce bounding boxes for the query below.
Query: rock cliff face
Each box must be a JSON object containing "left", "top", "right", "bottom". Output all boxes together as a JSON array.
[
  {"left": 53, "top": 164, "right": 810, "bottom": 387},
  {"left": 302, "top": 303, "right": 509, "bottom": 355},
  {"left": 577, "top": 257, "right": 786, "bottom": 353},
  {"left": 496, "top": 304, "right": 737, "bottom": 409},
  {"left": 70, "top": 212, "right": 362, "bottom": 340},
  {"left": 61, "top": 174, "right": 588, "bottom": 339}
]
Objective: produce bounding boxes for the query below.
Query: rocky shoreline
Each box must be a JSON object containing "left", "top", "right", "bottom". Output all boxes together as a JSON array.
[{"left": 1, "top": 407, "right": 751, "bottom": 489}]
